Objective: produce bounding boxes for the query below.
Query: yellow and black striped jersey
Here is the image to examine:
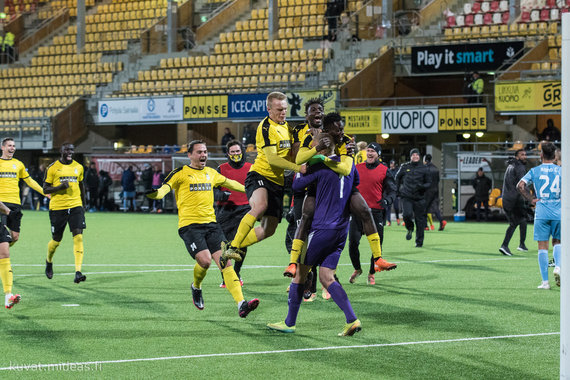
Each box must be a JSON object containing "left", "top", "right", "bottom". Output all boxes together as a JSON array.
[
  {"left": 0, "top": 158, "right": 29, "bottom": 204},
  {"left": 45, "top": 160, "right": 84, "bottom": 210},
  {"left": 291, "top": 123, "right": 310, "bottom": 145},
  {"left": 301, "top": 133, "right": 353, "bottom": 157},
  {"left": 250, "top": 116, "right": 294, "bottom": 186},
  {"left": 165, "top": 165, "right": 229, "bottom": 228}
]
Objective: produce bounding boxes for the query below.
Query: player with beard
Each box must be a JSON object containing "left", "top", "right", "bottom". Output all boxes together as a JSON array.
[
  {"left": 147, "top": 140, "right": 260, "bottom": 317},
  {"left": 43, "top": 143, "right": 88, "bottom": 283},
  {"left": 215, "top": 140, "right": 251, "bottom": 287}
]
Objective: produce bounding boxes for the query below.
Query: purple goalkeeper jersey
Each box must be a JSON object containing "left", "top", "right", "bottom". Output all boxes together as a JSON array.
[{"left": 292, "top": 157, "right": 358, "bottom": 231}]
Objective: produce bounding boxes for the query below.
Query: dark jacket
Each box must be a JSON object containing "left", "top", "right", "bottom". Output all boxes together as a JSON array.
[
  {"left": 395, "top": 161, "right": 432, "bottom": 201},
  {"left": 424, "top": 162, "right": 440, "bottom": 198},
  {"left": 121, "top": 169, "right": 136, "bottom": 192},
  {"left": 472, "top": 174, "right": 492, "bottom": 201},
  {"left": 502, "top": 158, "right": 526, "bottom": 204},
  {"left": 141, "top": 167, "right": 153, "bottom": 190},
  {"left": 85, "top": 168, "right": 99, "bottom": 189}
]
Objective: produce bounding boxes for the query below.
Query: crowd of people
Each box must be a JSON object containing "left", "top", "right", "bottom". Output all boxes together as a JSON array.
[{"left": 0, "top": 94, "right": 562, "bottom": 332}]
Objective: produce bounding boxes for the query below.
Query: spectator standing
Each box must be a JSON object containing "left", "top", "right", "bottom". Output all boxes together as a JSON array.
[
  {"left": 467, "top": 72, "right": 484, "bottom": 103},
  {"left": 151, "top": 169, "right": 165, "bottom": 212},
  {"left": 98, "top": 170, "right": 112, "bottom": 211},
  {"left": 32, "top": 165, "right": 48, "bottom": 210},
  {"left": 121, "top": 166, "right": 137, "bottom": 212},
  {"left": 499, "top": 149, "right": 528, "bottom": 256},
  {"left": 472, "top": 167, "right": 492, "bottom": 221},
  {"left": 141, "top": 163, "right": 154, "bottom": 212},
  {"left": 85, "top": 162, "right": 99, "bottom": 212},
  {"left": 220, "top": 128, "right": 235, "bottom": 154}
]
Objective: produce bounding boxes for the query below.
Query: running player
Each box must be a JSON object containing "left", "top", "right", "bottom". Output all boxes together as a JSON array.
[
  {"left": 517, "top": 142, "right": 561, "bottom": 289},
  {"left": 43, "top": 143, "right": 87, "bottom": 283},
  {"left": 0, "top": 200, "right": 21, "bottom": 309},
  {"left": 147, "top": 140, "right": 259, "bottom": 317},
  {"left": 0, "top": 137, "right": 46, "bottom": 245}
]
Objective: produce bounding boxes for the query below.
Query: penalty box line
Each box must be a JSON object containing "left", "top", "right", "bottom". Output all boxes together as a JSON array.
[{"left": 0, "top": 332, "right": 559, "bottom": 370}]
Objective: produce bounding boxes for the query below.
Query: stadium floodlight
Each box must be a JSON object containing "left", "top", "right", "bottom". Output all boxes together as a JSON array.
[
  {"left": 381, "top": 133, "right": 390, "bottom": 139},
  {"left": 475, "top": 132, "right": 484, "bottom": 138},
  {"left": 462, "top": 133, "right": 471, "bottom": 139}
]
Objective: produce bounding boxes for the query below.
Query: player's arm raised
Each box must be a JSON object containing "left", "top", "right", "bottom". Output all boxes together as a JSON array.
[
  {"left": 323, "top": 155, "right": 353, "bottom": 176},
  {"left": 145, "top": 184, "right": 171, "bottom": 200},
  {"left": 221, "top": 178, "right": 245, "bottom": 193}
]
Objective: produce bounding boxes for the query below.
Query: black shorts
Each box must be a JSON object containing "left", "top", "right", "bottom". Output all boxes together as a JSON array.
[
  {"left": 49, "top": 206, "right": 86, "bottom": 237},
  {"left": 245, "top": 171, "right": 284, "bottom": 220},
  {"left": 216, "top": 204, "right": 251, "bottom": 240},
  {"left": 178, "top": 222, "right": 224, "bottom": 259},
  {"left": 4, "top": 202, "right": 22, "bottom": 233},
  {"left": 0, "top": 224, "right": 12, "bottom": 244}
]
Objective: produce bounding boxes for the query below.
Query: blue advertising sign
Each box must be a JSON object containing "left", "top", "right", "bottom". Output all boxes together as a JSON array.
[{"left": 228, "top": 93, "right": 268, "bottom": 119}]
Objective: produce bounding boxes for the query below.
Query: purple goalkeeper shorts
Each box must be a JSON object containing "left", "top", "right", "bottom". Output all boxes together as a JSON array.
[{"left": 304, "top": 228, "right": 348, "bottom": 269}]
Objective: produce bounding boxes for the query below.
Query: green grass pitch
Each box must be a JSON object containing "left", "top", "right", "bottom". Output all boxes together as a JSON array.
[{"left": 0, "top": 211, "right": 560, "bottom": 378}]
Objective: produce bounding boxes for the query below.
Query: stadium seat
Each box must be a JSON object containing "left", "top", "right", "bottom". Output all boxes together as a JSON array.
[
  {"left": 530, "top": 9, "right": 540, "bottom": 21},
  {"left": 483, "top": 12, "right": 493, "bottom": 24},
  {"left": 463, "top": 2, "right": 472, "bottom": 14},
  {"left": 447, "top": 15, "right": 457, "bottom": 27},
  {"left": 474, "top": 13, "right": 483, "bottom": 25},
  {"left": 520, "top": 11, "right": 530, "bottom": 22},
  {"left": 490, "top": 0, "right": 499, "bottom": 11},
  {"left": 550, "top": 8, "right": 560, "bottom": 20},
  {"left": 455, "top": 15, "right": 464, "bottom": 27},
  {"left": 465, "top": 14, "right": 474, "bottom": 26},
  {"left": 472, "top": 2, "right": 481, "bottom": 13},
  {"left": 502, "top": 11, "right": 510, "bottom": 23},
  {"left": 492, "top": 12, "right": 502, "bottom": 24},
  {"left": 481, "top": 1, "right": 490, "bottom": 12}
]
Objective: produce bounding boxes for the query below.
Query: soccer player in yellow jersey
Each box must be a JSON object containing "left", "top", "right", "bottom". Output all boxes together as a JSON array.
[
  {"left": 43, "top": 143, "right": 88, "bottom": 284},
  {"left": 285, "top": 113, "right": 397, "bottom": 279},
  {"left": 222, "top": 92, "right": 307, "bottom": 262},
  {"left": 0, "top": 200, "right": 21, "bottom": 309},
  {"left": 146, "top": 140, "right": 260, "bottom": 318},
  {"left": 0, "top": 138, "right": 46, "bottom": 245},
  {"left": 354, "top": 141, "right": 368, "bottom": 164}
]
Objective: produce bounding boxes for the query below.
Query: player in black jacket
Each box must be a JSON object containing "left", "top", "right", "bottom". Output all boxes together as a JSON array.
[{"left": 395, "top": 148, "right": 431, "bottom": 247}]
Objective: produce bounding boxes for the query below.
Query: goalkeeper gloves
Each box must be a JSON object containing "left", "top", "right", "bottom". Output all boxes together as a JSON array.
[{"left": 307, "top": 155, "right": 326, "bottom": 166}]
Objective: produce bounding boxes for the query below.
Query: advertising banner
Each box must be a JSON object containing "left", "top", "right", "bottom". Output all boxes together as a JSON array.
[
  {"left": 439, "top": 107, "right": 487, "bottom": 130},
  {"left": 183, "top": 95, "right": 229, "bottom": 119},
  {"left": 286, "top": 90, "right": 337, "bottom": 118},
  {"left": 495, "top": 81, "right": 561, "bottom": 112},
  {"left": 412, "top": 41, "right": 524, "bottom": 73},
  {"left": 458, "top": 153, "right": 492, "bottom": 172},
  {"left": 381, "top": 108, "right": 439, "bottom": 134},
  {"left": 342, "top": 108, "right": 382, "bottom": 134},
  {"left": 98, "top": 97, "right": 183, "bottom": 123},
  {"left": 228, "top": 93, "right": 268, "bottom": 119}
]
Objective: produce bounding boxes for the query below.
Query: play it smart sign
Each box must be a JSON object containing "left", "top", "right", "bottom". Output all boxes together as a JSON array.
[{"left": 411, "top": 41, "right": 524, "bottom": 74}]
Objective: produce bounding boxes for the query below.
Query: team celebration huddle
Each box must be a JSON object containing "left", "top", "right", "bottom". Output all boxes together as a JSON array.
[{"left": 0, "top": 92, "right": 561, "bottom": 338}]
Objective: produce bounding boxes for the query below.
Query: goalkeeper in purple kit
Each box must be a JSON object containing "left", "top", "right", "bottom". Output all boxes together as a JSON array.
[{"left": 267, "top": 132, "right": 362, "bottom": 336}]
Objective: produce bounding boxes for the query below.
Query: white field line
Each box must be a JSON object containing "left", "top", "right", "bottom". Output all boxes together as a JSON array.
[
  {"left": 12, "top": 257, "right": 527, "bottom": 277},
  {"left": 0, "top": 332, "right": 559, "bottom": 371}
]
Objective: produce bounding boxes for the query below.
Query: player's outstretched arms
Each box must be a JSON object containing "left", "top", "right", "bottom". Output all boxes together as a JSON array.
[{"left": 145, "top": 184, "right": 171, "bottom": 200}]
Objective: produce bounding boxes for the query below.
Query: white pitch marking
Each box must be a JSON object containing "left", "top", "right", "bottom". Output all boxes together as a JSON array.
[
  {"left": 0, "top": 332, "right": 559, "bottom": 371},
  {"left": 61, "top": 304, "right": 80, "bottom": 307}
]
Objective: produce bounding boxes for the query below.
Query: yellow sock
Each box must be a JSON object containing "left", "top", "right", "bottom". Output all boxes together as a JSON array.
[
  {"left": 427, "top": 213, "right": 433, "bottom": 227},
  {"left": 193, "top": 263, "right": 208, "bottom": 289},
  {"left": 367, "top": 233, "right": 382, "bottom": 259},
  {"left": 231, "top": 213, "right": 257, "bottom": 248},
  {"left": 240, "top": 229, "right": 259, "bottom": 248},
  {"left": 47, "top": 240, "right": 60, "bottom": 263},
  {"left": 290, "top": 239, "right": 304, "bottom": 264},
  {"left": 73, "top": 234, "right": 84, "bottom": 272},
  {"left": 222, "top": 267, "right": 244, "bottom": 304},
  {"left": 0, "top": 258, "right": 13, "bottom": 294}
]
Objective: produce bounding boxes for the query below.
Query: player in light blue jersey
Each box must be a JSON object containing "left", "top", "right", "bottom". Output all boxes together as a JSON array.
[{"left": 517, "top": 142, "right": 561, "bottom": 289}]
